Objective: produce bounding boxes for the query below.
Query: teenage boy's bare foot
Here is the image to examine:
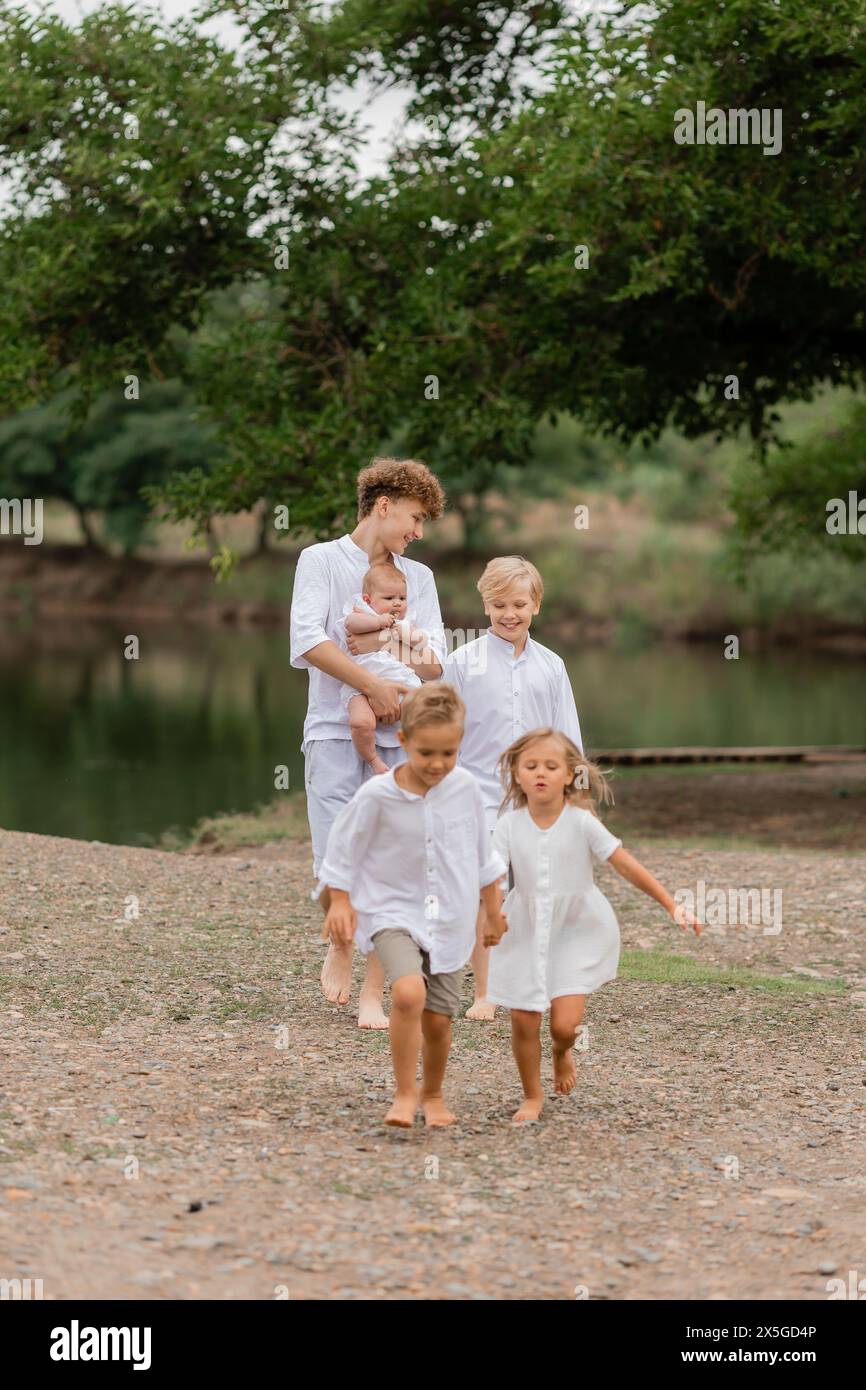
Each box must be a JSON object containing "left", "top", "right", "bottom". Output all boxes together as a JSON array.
[
  {"left": 321, "top": 942, "right": 353, "bottom": 1005},
  {"left": 357, "top": 991, "right": 389, "bottom": 1029},
  {"left": 385, "top": 1093, "right": 417, "bottom": 1127},
  {"left": 421, "top": 1095, "right": 457, "bottom": 1127},
  {"left": 466, "top": 998, "right": 495, "bottom": 1021},
  {"left": 369, "top": 757, "right": 390, "bottom": 776},
  {"left": 553, "top": 1047, "right": 577, "bottom": 1095},
  {"left": 512, "top": 1096, "right": 544, "bottom": 1125}
]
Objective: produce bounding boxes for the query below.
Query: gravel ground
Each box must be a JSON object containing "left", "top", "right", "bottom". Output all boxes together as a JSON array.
[{"left": 1, "top": 822, "right": 864, "bottom": 1302}]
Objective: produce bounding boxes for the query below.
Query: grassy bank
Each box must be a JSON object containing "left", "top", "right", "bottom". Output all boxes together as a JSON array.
[{"left": 166, "top": 759, "right": 866, "bottom": 855}]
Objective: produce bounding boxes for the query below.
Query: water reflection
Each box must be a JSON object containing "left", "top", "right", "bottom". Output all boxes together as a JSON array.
[{"left": 0, "top": 616, "right": 862, "bottom": 845}]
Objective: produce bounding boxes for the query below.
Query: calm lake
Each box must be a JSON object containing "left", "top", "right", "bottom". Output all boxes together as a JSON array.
[{"left": 1, "top": 616, "right": 864, "bottom": 846}]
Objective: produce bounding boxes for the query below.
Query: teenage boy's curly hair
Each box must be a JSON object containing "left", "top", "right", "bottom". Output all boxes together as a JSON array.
[{"left": 357, "top": 457, "right": 445, "bottom": 520}]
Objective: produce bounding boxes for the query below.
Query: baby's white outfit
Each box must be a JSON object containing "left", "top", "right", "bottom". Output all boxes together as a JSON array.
[
  {"left": 487, "top": 804, "right": 622, "bottom": 1011},
  {"left": 338, "top": 594, "right": 423, "bottom": 710}
]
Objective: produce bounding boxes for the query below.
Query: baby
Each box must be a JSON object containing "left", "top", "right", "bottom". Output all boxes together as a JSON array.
[{"left": 341, "top": 561, "right": 435, "bottom": 774}]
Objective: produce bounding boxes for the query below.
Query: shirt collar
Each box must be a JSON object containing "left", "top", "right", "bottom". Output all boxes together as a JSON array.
[
  {"left": 387, "top": 765, "right": 450, "bottom": 801},
  {"left": 339, "top": 533, "right": 371, "bottom": 563},
  {"left": 486, "top": 628, "right": 532, "bottom": 662},
  {"left": 340, "top": 533, "right": 404, "bottom": 570}
]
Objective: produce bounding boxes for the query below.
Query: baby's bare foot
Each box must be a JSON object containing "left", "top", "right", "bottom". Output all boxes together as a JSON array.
[
  {"left": 385, "top": 1093, "right": 417, "bottom": 1127},
  {"left": 357, "top": 992, "right": 389, "bottom": 1029},
  {"left": 321, "top": 942, "right": 353, "bottom": 1005},
  {"left": 465, "top": 998, "right": 496, "bottom": 1021},
  {"left": 421, "top": 1095, "right": 457, "bottom": 1127},
  {"left": 512, "top": 1096, "right": 544, "bottom": 1124},
  {"left": 553, "top": 1047, "right": 577, "bottom": 1095}
]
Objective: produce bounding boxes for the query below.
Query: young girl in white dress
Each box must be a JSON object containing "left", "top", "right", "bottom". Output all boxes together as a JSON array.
[{"left": 485, "top": 727, "right": 701, "bottom": 1123}]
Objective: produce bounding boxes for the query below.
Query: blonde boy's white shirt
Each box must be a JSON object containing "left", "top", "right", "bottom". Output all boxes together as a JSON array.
[
  {"left": 444, "top": 630, "right": 583, "bottom": 812},
  {"left": 289, "top": 534, "right": 446, "bottom": 749},
  {"left": 317, "top": 765, "right": 506, "bottom": 973}
]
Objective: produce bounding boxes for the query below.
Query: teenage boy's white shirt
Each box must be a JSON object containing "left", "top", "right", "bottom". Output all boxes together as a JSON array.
[
  {"left": 290, "top": 534, "right": 446, "bottom": 749},
  {"left": 444, "top": 630, "right": 583, "bottom": 812},
  {"left": 317, "top": 766, "right": 506, "bottom": 973}
]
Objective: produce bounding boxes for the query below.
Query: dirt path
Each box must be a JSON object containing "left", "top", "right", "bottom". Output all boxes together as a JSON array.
[{"left": 1, "top": 826, "right": 864, "bottom": 1301}]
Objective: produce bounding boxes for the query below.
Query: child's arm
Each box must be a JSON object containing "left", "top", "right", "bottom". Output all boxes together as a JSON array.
[
  {"left": 480, "top": 879, "right": 508, "bottom": 945},
  {"left": 323, "top": 888, "right": 357, "bottom": 945},
  {"left": 607, "top": 848, "right": 701, "bottom": 934},
  {"left": 344, "top": 607, "right": 394, "bottom": 635}
]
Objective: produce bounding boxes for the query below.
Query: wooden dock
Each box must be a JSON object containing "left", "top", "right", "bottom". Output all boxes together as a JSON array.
[{"left": 590, "top": 745, "right": 866, "bottom": 766}]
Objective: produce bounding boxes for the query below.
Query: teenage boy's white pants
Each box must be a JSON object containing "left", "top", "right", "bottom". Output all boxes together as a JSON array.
[{"left": 304, "top": 738, "right": 404, "bottom": 874}]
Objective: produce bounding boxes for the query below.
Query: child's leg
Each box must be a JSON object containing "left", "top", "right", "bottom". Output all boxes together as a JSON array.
[
  {"left": 510, "top": 1009, "right": 544, "bottom": 1123},
  {"left": 385, "top": 973, "right": 426, "bottom": 1127},
  {"left": 418, "top": 963, "right": 463, "bottom": 1126},
  {"left": 549, "top": 995, "right": 586, "bottom": 1096},
  {"left": 347, "top": 694, "right": 389, "bottom": 775},
  {"left": 357, "top": 951, "right": 388, "bottom": 1030},
  {"left": 420, "top": 1010, "right": 456, "bottom": 1127},
  {"left": 466, "top": 901, "right": 495, "bottom": 1021}
]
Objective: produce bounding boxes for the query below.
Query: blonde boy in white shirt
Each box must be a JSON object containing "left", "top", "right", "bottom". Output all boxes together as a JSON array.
[
  {"left": 443, "top": 556, "right": 583, "bottom": 1020},
  {"left": 320, "top": 683, "right": 507, "bottom": 1127}
]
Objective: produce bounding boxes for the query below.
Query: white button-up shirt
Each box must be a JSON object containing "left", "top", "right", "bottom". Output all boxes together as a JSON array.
[
  {"left": 290, "top": 535, "right": 446, "bottom": 749},
  {"left": 317, "top": 765, "right": 506, "bottom": 972},
  {"left": 443, "top": 630, "right": 583, "bottom": 815}
]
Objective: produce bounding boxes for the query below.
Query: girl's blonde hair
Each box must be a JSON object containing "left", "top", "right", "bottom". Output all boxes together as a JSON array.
[
  {"left": 401, "top": 681, "right": 465, "bottom": 739},
  {"left": 497, "top": 727, "right": 613, "bottom": 815},
  {"left": 477, "top": 555, "right": 544, "bottom": 606}
]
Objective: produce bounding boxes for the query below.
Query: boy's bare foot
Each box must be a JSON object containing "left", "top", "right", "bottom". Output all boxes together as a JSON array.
[
  {"left": 421, "top": 1095, "right": 457, "bottom": 1127},
  {"left": 369, "top": 757, "right": 390, "bottom": 775},
  {"left": 553, "top": 1047, "right": 577, "bottom": 1094},
  {"left": 512, "top": 1096, "right": 544, "bottom": 1124},
  {"left": 321, "top": 942, "right": 353, "bottom": 1004},
  {"left": 466, "top": 998, "right": 495, "bottom": 1021},
  {"left": 357, "top": 992, "right": 389, "bottom": 1029},
  {"left": 385, "top": 1093, "right": 417, "bottom": 1127}
]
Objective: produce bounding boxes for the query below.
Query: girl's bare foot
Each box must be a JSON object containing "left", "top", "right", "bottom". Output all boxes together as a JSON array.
[
  {"left": 512, "top": 1095, "right": 544, "bottom": 1124},
  {"left": 369, "top": 757, "right": 390, "bottom": 775},
  {"left": 385, "top": 1093, "right": 417, "bottom": 1127},
  {"left": 553, "top": 1047, "right": 577, "bottom": 1095},
  {"left": 466, "top": 998, "right": 495, "bottom": 1021},
  {"left": 357, "top": 991, "right": 389, "bottom": 1029},
  {"left": 421, "top": 1095, "right": 457, "bottom": 1127},
  {"left": 321, "top": 942, "right": 353, "bottom": 1004}
]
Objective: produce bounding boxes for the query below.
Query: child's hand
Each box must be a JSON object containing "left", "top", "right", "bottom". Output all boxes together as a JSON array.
[
  {"left": 483, "top": 911, "right": 508, "bottom": 947},
  {"left": 324, "top": 900, "right": 357, "bottom": 945},
  {"left": 670, "top": 902, "right": 701, "bottom": 935},
  {"left": 381, "top": 612, "right": 396, "bottom": 628}
]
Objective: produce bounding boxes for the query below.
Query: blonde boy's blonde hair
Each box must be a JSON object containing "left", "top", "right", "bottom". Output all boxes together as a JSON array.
[
  {"left": 477, "top": 555, "right": 544, "bottom": 606},
  {"left": 497, "top": 727, "right": 613, "bottom": 815},
  {"left": 401, "top": 682, "right": 465, "bottom": 739}
]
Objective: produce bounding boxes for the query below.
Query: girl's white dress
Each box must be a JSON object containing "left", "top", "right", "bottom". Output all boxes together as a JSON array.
[{"left": 487, "top": 804, "right": 622, "bottom": 1011}]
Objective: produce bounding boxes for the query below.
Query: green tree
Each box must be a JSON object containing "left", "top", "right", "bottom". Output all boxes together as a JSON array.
[{"left": 0, "top": 379, "right": 221, "bottom": 551}]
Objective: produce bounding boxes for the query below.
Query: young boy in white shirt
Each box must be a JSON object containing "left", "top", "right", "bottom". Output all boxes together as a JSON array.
[
  {"left": 320, "top": 683, "right": 507, "bottom": 1127},
  {"left": 443, "top": 556, "right": 583, "bottom": 1020},
  {"left": 290, "top": 458, "right": 447, "bottom": 1028}
]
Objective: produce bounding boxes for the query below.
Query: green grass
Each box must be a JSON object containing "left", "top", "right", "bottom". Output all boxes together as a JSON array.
[
  {"left": 619, "top": 947, "right": 845, "bottom": 994},
  {"left": 162, "top": 793, "right": 310, "bottom": 852}
]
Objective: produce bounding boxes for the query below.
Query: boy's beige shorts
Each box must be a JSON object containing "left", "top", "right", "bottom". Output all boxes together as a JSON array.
[{"left": 372, "top": 928, "right": 466, "bottom": 1017}]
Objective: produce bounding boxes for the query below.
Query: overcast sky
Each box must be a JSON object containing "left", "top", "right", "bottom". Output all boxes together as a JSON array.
[{"left": 23, "top": 0, "right": 412, "bottom": 178}]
